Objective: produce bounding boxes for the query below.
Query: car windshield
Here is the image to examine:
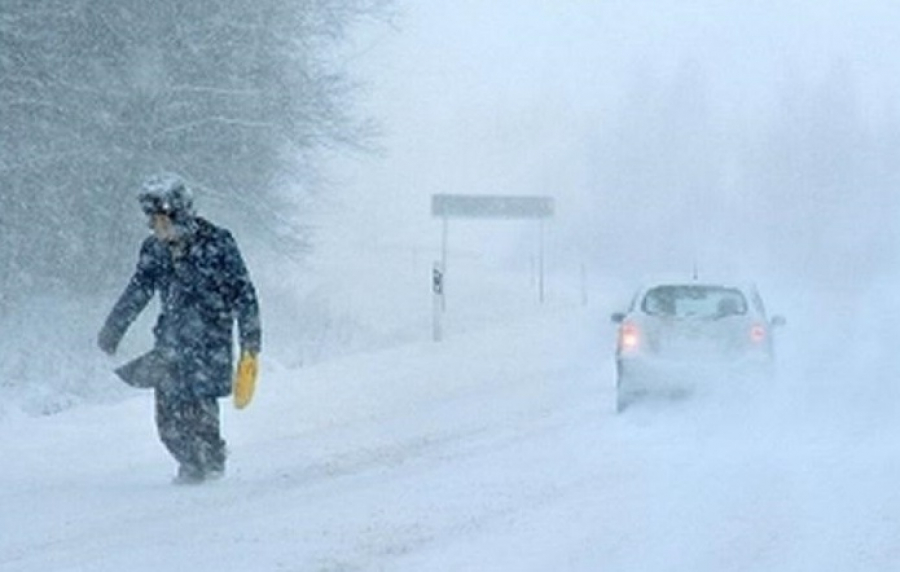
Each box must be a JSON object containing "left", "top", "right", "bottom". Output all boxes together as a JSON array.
[{"left": 641, "top": 285, "right": 748, "bottom": 319}]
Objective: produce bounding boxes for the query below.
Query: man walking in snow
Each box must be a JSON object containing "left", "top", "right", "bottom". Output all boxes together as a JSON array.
[{"left": 98, "top": 173, "right": 261, "bottom": 484}]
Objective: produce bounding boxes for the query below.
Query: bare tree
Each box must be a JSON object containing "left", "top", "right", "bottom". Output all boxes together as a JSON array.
[{"left": 0, "top": 0, "right": 389, "bottom": 298}]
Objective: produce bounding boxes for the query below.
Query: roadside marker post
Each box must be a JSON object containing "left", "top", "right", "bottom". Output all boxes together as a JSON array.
[{"left": 432, "top": 261, "right": 444, "bottom": 342}]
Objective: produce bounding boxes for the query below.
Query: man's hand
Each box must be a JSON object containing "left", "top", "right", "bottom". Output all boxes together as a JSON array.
[{"left": 233, "top": 351, "right": 259, "bottom": 409}]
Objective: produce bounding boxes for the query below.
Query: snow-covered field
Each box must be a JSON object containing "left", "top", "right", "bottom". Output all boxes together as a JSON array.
[{"left": 3, "top": 281, "right": 899, "bottom": 571}]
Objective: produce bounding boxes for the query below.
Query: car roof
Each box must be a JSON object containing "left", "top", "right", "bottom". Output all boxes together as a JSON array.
[
  {"left": 623, "top": 277, "right": 768, "bottom": 315},
  {"left": 631, "top": 274, "right": 759, "bottom": 295}
]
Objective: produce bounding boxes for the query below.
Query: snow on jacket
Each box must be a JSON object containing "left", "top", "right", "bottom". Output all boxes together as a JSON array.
[{"left": 100, "top": 217, "right": 261, "bottom": 398}]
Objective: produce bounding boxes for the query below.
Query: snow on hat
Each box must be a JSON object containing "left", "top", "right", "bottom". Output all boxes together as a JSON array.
[{"left": 138, "top": 173, "right": 195, "bottom": 217}]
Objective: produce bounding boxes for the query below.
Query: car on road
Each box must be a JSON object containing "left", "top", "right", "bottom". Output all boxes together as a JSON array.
[{"left": 611, "top": 280, "right": 786, "bottom": 412}]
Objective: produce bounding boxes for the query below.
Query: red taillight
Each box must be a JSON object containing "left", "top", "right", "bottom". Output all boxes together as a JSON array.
[
  {"left": 619, "top": 322, "right": 640, "bottom": 351},
  {"left": 750, "top": 323, "right": 766, "bottom": 344}
]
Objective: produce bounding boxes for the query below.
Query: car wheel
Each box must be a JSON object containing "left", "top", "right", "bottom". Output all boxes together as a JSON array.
[
  {"left": 615, "top": 360, "right": 634, "bottom": 413},
  {"left": 616, "top": 389, "right": 632, "bottom": 414}
]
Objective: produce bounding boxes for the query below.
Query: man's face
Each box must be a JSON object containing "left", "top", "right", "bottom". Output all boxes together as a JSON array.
[{"left": 150, "top": 212, "right": 178, "bottom": 242}]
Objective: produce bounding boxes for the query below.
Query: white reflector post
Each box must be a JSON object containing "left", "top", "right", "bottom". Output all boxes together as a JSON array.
[{"left": 432, "top": 261, "right": 443, "bottom": 342}]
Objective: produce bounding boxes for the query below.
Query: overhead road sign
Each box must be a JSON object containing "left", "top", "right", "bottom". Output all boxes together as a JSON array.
[{"left": 431, "top": 194, "right": 554, "bottom": 220}]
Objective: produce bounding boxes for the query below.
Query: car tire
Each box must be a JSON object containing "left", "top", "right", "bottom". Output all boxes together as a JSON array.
[
  {"left": 616, "top": 390, "right": 631, "bottom": 414},
  {"left": 615, "top": 360, "right": 634, "bottom": 414}
]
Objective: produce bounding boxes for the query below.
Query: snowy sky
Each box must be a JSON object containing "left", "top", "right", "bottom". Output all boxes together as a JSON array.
[{"left": 321, "top": 0, "right": 899, "bottom": 296}]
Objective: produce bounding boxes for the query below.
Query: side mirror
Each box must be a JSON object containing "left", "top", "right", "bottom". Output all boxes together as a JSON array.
[
  {"left": 770, "top": 315, "right": 786, "bottom": 327},
  {"left": 611, "top": 312, "right": 626, "bottom": 324}
]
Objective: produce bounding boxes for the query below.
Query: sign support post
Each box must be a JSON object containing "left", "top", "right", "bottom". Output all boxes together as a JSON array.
[
  {"left": 538, "top": 218, "right": 545, "bottom": 304},
  {"left": 440, "top": 216, "right": 448, "bottom": 312}
]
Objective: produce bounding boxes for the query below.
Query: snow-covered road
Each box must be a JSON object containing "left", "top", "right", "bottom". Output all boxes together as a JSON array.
[{"left": 2, "top": 308, "right": 899, "bottom": 571}]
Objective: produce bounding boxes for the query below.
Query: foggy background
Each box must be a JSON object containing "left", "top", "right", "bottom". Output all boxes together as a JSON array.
[
  {"left": 329, "top": 0, "right": 899, "bottom": 285},
  {"left": 2, "top": 0, "right": 899, "bottom": 415}
]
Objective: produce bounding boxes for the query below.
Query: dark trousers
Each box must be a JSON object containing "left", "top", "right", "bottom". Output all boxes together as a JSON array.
[{"left": 154, "top": 389, "right": 226, "bottom": 475}]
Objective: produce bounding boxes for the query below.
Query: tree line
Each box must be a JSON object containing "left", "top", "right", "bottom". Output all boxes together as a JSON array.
[
  {"left": 586, "top": 59, "right": 900, "bottom": 290},
  {"left": 1, "top": 0, "right": 387, "bottom": 301}
]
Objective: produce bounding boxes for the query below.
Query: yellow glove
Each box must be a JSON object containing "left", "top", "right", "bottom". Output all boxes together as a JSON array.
[{"left": 233, "top": 351, "right": 259, "bottom": 409}]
